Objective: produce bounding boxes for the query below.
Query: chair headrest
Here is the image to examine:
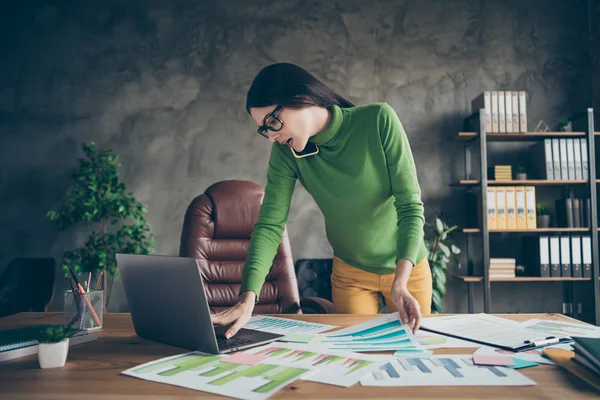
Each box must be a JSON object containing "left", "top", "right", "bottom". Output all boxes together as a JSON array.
[{"left": 205, "top": 180, "right": 265, "bottom": 238}]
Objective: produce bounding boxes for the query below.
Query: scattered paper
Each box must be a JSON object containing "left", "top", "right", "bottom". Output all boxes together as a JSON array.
[
  {"left": 394, "top": 349, "right": 433, "bottom": 358},
  {"left": 360, "top": 355, "right": 536, "bottom": 387},
  {"left": 421, "top": 314, "right": 549, "bottom": 350},
  {"left": 322, "top": 313, "right": 423, "bottom": 352},
  {"left": 473, "top": 355, "right": 515, "bottom": 367},
  {"left": 473, "top": 342, "right": 573, "bottom": 366},
  {"left": 509, "top": 358, "right": 538, "bottom": 369},
  {"left": 414, "top": 329, "right": 478, "bottom": 349},
  {"left": 242, "top": 342, "right": 388, "bottom": 387},
  {"left": 221, "top": 353, "right": 267, "bottom": 366},
  {"left": 279, "top": 334, "right": 318, "bottom": 344},
  {"left": 121, "top": 351, "right": 309, "bottom": 400},
  {"left": 244, "top": 316, "right": 337, "bottom": 335},
  {"left": 519, "top": 318, "right": 600, "bottom": 339}
]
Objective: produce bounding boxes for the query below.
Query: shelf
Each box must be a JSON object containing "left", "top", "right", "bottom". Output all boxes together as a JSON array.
[
  {"left": 456, "top": 132, "right": 587, "bottom": 141},
  {"left": 463, "top": 228, "right": 590, "bottom": 233},
  {"left": 453, "top": 275, "right": 591, "bottom": 282},
  {"left": 454, "top": 179, "right": 587, "bottom": 186}
]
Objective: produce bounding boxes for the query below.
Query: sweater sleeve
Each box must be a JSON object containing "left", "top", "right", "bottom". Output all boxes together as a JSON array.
[
  {"left": 240, "top": 143, "right": 297, "bottom": 301},
  {"left": 377, "top": 103, "right": 425, "bottom": 266}
]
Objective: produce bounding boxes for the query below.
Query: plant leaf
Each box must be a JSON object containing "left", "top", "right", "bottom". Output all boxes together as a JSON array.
[
  {"left": 438, "top": 242, "right": 450, "bottom": 257},
  {"left": 435, "top": 218, "right": 444, "bottom": 234},
  {"left": 451, "top": 245, "right": 461, "bottom": 254}
]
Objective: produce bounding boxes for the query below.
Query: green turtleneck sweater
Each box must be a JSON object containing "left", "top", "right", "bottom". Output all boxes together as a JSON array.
[{"left": 240, "top": 102, "right": 427, "bottom": 299}]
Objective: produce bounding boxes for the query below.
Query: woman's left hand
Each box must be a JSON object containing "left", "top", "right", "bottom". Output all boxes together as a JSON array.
[{"left": 391, "top": 285, "right": 422, "bottom": 334}]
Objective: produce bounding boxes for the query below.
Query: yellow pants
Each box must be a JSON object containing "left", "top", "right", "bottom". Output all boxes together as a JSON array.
[{"left": 331, "top": 256, "right": 432, "bottom": 314}]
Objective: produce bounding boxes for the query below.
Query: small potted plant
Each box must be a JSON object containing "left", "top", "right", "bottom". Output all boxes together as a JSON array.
[
  {"left": 515, "top": 166, "right": 527, "bottom": 180},
  {"left": 35, "top": 325, "right": 78, "bottom": 369},
  {"left": 536, "top": 203, "right": 550, "bottom": 228},
  {"left": 558, "top": 117, "right": 572, "bottom": 132}
]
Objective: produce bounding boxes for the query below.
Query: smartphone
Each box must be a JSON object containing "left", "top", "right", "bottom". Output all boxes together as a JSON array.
[{"left": 291, "top": 141, "right": 319, "bottom": 159}]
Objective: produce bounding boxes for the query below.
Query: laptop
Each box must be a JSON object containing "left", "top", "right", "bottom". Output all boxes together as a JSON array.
[{"left": 116, "top": 253, "right": 283, "bottom": 354}]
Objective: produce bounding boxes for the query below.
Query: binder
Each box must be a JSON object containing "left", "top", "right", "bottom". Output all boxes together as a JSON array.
[
  {"left": 525, "top": 186, "right": 536, "bottom": 229},
  {"left": 574, "top": 138, "right": 583, "bottom": 180},
  {"left": 496, "top": 186, "right": 507, "bottom": 230},
  {"left": 521, "top": 235, "right": 550, "bottom": 277},
  {"left": 571, "top": 236, "right": 583, "bottom": 278},
  {"left": 560, "top": 236, "right": 572, "bottom": 277},
  {"left": 581, "top": 138, "right": 589, "bottom": 180},
  {"left": 566, "top": 139, "right": 575, "bottom": 180},
  {"left": 472, "top": 92, "right": 492, "bottom": 133},
  {"left": 582, "top": 236, "right": 592, "bottom": 278},
  {"left": 512, "top": 91, "right": 519, "bottom": 132},
  {"left": 506, "top": 186, "right": 517, "bottom": 229},
  {"left": 552, "top": 139, "right": 561, "bottom": 180},
  {"left": 516, "top": 186, "right": 527, "bottom": 229},
  {"left": 550, "top": 236, "right": 561, "bottom": 277},
  {"left": 498, "top": 91, "right": 506, "bottom": 133},
  {"left": 487, "top": 187, "right": 497, "bottom": 230},
  {"left": 555, "top": 198, "right": 574, "bottom": 228},
  {"left": 505, "top": 91, "right": 513, "bottom": 133},
  {"left": 559, "top": 139, "right": 568, "bottom": 180},
  {"left": 573, "top": 198, "right": 581, "bottom": 228},
  {"left": 518, "top": 91, "right": 527, "bottom": 132},
  {"left": 491, "top": 91, "right": 499, "bottom": 132}
]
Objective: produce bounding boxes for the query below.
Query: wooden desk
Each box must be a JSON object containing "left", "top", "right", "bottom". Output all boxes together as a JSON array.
[{"left": 0, "top": 313, "right": 597, "bottom": 399}]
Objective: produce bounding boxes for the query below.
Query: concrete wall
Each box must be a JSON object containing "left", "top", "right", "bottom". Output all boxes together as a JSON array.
[{"left": 0, "top": 0, "right": 592, "bottom": 314}]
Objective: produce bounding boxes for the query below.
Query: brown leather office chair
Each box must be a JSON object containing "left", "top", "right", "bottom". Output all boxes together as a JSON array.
[{"left": 179, "top": 180, "right": 333, "bottom": 314}]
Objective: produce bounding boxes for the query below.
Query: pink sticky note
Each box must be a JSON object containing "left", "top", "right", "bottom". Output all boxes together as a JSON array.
[
  {"left": 473, "top": 355, "right": 515, "bottom": 366},
  {"left": 221, "top": 352, "right": 267, "bottom": 366}
]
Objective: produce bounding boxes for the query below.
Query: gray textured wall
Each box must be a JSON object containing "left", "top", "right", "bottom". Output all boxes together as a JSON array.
[{"left": 0, "top": 0, "right": 592, "bottom": 314}]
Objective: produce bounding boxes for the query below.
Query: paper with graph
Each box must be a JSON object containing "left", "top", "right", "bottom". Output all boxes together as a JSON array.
[
  {"left": 243, "top": 342, "right": 387, "bottom": 387},
  {"left": 360, "top": 355, "right": 536, "bottom": 387},
  {"left": 121, "top": 351, "right": 309, "bottom": 400},
  {"left": 320, "top": 313, "right": 423, "bottom": 352},
  {"left": 244, "top": 315, "right": 337, "bottom": 335}
]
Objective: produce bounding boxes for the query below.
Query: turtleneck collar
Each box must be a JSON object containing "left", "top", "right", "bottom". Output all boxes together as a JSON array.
[{"left": 308, "top": 105, "right": 344, "bottom": 147}]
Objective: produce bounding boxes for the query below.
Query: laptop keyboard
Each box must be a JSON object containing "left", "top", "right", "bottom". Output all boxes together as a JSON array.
[{"left": 216, "top": 334, "right": 255, "bottom": 349}]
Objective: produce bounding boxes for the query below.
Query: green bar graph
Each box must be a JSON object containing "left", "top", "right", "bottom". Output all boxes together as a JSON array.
[
  {"left": 159, "top": 355, "right": 222, "bottom": 376},
  {"left": 254, "top": 367, "right": 308, "bottom": 393},
  {"left": 133, "top": 354, "right": 220, "bottom": 375},
  {"left": 200, "top": 362, "right": 239, "bottom": 377},
  {"left": 297, "top": 351, "right": 317, "bottom": 361},
  {"left": 209, "top": 364, "right": 277, "bottom": 386},
  {"left": 268, "top": 348, "right": 293, "bottom": 357}
]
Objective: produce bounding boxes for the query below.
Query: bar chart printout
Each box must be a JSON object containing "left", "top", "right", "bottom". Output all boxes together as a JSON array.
[
  {"left": 244, "top": 316, "right": 337, "bottom": 335},
  {"left": 243, "top": 343, "right": 386, "bottom": 387},
  {"left": 360, "top": 356, "right": 536, "bottom": 387},
  {"left": 121, "top": 352, "right": 309, "bottom": 400}
]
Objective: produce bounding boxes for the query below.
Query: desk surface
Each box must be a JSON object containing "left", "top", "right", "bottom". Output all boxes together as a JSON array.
[{"left": 0, "top": 312, "right": 597, "bottom": 399}]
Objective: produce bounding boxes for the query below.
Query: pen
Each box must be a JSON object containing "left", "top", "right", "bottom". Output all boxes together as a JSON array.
[
  {"left": 68, "top": 267, "right": 101, "bottom": 326},
  {"left": 87, "top": 272, "right": 91, "bottom": 293}
]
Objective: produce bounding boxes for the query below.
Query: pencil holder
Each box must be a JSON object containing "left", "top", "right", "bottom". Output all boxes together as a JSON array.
[{"left": 64, "top": 290, "right": 103, "bottom": 331}]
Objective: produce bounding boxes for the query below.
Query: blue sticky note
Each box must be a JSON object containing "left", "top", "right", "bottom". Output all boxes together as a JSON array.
[{"left": 508, "top": 357, "right": 538, "bottom": 369}]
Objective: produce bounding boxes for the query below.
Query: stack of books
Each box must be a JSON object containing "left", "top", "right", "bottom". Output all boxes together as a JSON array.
[
  {"left": 489, "top": 258, "right": 516, "bottom": 279},
  {"left": 493, "top": 165, "right": 512, "bottom": 181},
  {"left": 572, "top": 337, "right": 600, "bottom": 377}
]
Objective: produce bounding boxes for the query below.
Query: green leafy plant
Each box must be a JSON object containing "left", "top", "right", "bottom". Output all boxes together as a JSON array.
[
  {"left": 558, "top": 117, "right": 569, "bottom": 127},
  {"left": 35, "top": 325, "right": 80, "bottom": 344},
  {"left": 47, "top": 142, "right": 156, "bottom": 311},
  {"left": 536, "top": 203, "right": 550, "bottom": 216},
  {"left": 516, "top": 166, "right": 526, "bottom": 174},
  {"left": 424, "top": 213, "right": 462, "bottom": 314}
]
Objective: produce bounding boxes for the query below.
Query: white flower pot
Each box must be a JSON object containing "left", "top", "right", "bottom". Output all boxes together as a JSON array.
[{"left": 38, "top": 338, "right": 69, "bottom": 369}]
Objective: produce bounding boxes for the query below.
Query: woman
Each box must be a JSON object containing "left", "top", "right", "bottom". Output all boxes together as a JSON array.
[{"left": 211, "top": 63, "right": 432, "bottom": 338}]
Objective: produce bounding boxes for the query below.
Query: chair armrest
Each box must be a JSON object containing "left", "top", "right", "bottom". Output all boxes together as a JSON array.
[{"left": 300, "top": 296, "right": 334, "bottom": 314}]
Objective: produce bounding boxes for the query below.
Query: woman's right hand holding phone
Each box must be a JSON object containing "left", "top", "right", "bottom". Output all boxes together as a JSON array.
[{"left": 210, "top": 291, "right": 256, "bottom": 338}]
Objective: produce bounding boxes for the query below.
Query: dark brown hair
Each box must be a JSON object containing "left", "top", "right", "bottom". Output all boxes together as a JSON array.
[{"left": 246, "top": 63, "right": 355, "bottom": 113}]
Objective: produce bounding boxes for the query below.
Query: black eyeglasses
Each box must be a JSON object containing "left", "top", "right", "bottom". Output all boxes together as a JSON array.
[{"left": 257, "top": 105, "right": 283, "bottom": 138}]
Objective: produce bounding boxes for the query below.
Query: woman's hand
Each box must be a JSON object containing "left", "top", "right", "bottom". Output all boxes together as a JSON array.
[
  {"left": 391, "top": 284, "right": 422, "bottom": 334},
  {"left": 392, "top": 258, "right": 422, "bottom": 334},
  {"left": 210, "top": 291, "right": 256, "bottom": 338}
]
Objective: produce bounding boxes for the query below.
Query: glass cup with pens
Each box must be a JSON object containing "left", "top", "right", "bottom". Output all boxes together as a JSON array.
[{"left": 64, "top": 268, "right": 103, "bottom": 331}]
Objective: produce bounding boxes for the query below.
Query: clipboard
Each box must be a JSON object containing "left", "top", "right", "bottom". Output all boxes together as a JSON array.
[{"left": 420, "top": 314, "right": 572, "bottom": 352}]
